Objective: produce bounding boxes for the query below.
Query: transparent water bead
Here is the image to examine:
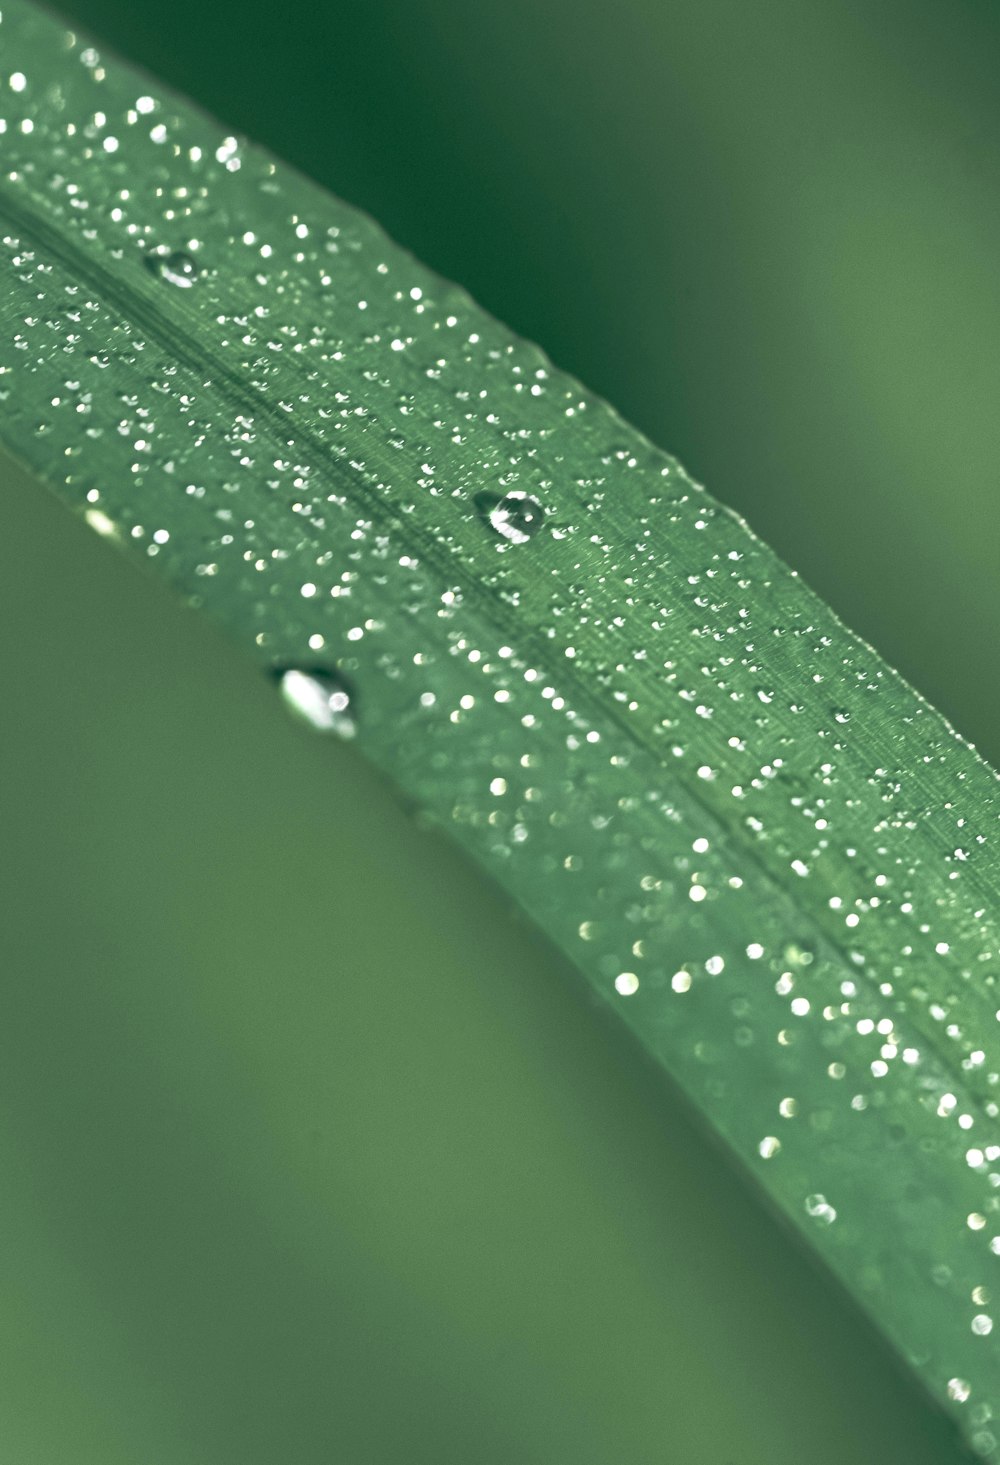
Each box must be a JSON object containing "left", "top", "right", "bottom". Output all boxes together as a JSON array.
[
  {"left": 275, "top": 668, "right": 357, "bottom": 738},
  {"left": 476, "top": 490, "right": 545, "bottom": 544},
  {"left": 804, "top": 1193, "right": 838, "bottom": 1226},
  {"left": 143, "top": 247, "right": 199, "bottom": 289}
]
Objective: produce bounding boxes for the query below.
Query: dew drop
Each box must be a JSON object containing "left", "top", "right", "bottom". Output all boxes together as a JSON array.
[
  {"left": 783, "top": 941, "right": 815, "bottom": 967},
  {"left": 275, "top": 667, "right": 356, "bottom": 738},
  {"left": 144, "top": 247, "right": 199, "bottom": 289},
  {"left": 804, "top": 1193, "right": 838, "bottom": 1225},
  {"left": 476, "top": 490, "right": 545, "bottom": 544}
]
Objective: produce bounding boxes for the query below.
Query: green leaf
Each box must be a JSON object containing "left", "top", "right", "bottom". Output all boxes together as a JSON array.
[{"left": 2, "top": 1, "right": 998, "bottom": 1457}]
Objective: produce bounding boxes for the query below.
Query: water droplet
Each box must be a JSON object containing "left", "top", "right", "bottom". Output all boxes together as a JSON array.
[
  {"left": 476, "top": 490, "right": 545, "bottom": 544},
  {"left": 144, "top": 248, "right": 199, "bottom": 289},
  {"left": 275, "top": 667, "right": 356, "bottom": 737},
  {"left": 783, "top": 941, "right": 815, "bottom": 967},
  {"left": 948, "top": 1378, "right": 972, "bottom": 1404},
  {"left": 804, "top": 1193, "right": 837, "bottom": 1225}
]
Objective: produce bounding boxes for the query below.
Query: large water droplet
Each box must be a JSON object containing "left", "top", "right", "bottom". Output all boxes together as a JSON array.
[
  {"left": 144, "top": 248, "right": 199, "bottom": 289},
  {"left": 275, "top": 667, "right": 356, "bottom": 737},
  {"left": 476, "top": 490, "right": 545, "bottom": 544}
]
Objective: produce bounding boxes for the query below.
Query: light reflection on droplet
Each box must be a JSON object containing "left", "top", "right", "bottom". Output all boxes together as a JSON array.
[
  {"left": 276, "top": 667, "right": 356, "bottom": 738},
  {"left": 476, "top": 490, "right": 545, "bottom": 544},
  {"left": 805, "top": 1194, "right": 838, "bottom": 1225},
  {"left": 144, "top": 247, "right": 199, "bottom": 288}
]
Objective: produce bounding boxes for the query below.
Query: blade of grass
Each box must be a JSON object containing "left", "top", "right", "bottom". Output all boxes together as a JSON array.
[{"left": 1, "top": 1, "right": 998, "bottom": 1455}]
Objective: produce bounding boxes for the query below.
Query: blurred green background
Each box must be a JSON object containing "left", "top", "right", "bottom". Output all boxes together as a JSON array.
[{"left": 2, "top": 0, "right": 997, "bottom": 1459}]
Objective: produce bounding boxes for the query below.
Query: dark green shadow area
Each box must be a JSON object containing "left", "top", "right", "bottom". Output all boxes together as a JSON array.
[{"left": 0, "top": 448, "right": 976, "bottom": 1460}]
